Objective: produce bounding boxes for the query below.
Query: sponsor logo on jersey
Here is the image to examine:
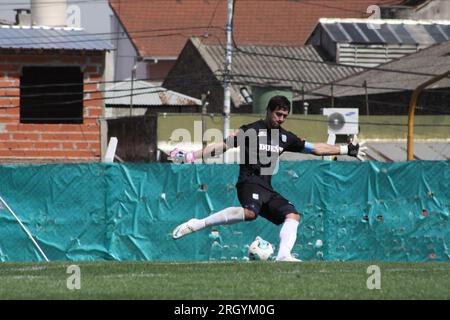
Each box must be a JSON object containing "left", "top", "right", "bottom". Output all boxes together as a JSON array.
[
  {"left": 282, "top": 134, "right": 287, "bottom": 142},
  {"left": 259, "top": 144, "right": 284, "bottom": 153}
]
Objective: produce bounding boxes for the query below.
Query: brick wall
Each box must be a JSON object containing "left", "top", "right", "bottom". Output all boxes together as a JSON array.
[{"left": 0, "top": 50, "right": 106, "bottom": 163}]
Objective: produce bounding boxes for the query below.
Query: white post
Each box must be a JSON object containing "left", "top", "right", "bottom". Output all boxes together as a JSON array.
[
  {"left": 0, "top": 196, "right": 49, "bottom": 262},
  {"left": 223, "top": 0, "right": 234, "bottom": 163},
  {"left": 104, "top": 137, "right": 118, "bottom": 163},
  {"left": 324, "top": 133, "right": 336, "bottom": 161}
]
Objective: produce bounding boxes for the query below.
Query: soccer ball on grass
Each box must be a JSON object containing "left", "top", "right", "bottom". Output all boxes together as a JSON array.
[{"left": 248, "top": 236, "right": 274, "bottom": 261}]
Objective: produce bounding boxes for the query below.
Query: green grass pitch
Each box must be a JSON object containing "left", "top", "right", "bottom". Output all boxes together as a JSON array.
[{"left": 0, "top": 261, "right": 449, "bottom": 300}]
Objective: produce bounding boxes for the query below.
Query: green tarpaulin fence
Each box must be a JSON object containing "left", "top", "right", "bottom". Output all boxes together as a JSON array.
[{"left": 0, "top": 161, "right": 448, "bottom": 262}]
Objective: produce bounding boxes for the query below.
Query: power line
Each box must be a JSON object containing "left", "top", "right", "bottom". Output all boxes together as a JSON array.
[
  {"left": 0, "top": 3, "right": 446, "bottom": 81},
  {"left": 0, "top": 68, "right": 448, "bottom": 115}
]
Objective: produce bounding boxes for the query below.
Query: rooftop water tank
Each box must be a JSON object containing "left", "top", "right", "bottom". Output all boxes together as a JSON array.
[{"left": 31, "top": 0, "right": 67, "bottom": 27}]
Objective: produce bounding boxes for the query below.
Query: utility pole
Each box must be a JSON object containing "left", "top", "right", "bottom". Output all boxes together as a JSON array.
[
  {"left": 223, "top": 0, "right": 234, "bottom": 163},
  {"left": 130, "top": 59, "right": 138, "bottom": 117},
  {"left": 363, "top": 80, "right": 370, "bottom": 115},
  {"left": 201, "top": 92, "right": 210, "bottom": 152}
]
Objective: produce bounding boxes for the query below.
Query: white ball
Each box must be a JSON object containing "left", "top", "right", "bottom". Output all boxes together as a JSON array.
[{"left": 248, "top": 236, "right": 274, "bottom": 261}]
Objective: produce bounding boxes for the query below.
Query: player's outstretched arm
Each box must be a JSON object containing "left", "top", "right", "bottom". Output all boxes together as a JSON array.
[
  {"left": 309, "top": 135, "right": 367, "bottom": 161},
  {"left": 170, "top": 142, "right": 227, "bottom": 163},
  {"left": 170, "top": 130, "right": 239, "bottom": 163}
]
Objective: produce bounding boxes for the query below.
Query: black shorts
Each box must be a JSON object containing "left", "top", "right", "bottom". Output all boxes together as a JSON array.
[{"left": 236, "top": 183, "right": 300, "bottom": 225}]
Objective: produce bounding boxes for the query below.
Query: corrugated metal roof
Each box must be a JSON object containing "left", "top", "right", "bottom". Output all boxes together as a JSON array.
[
  {"left": 310, "top": 41, "right": 450, "bottom": 98},
  {"left": 313, "top": 18, "right": 450, "bottom": 45},
  {"left": 0, "top": 25, "right": 112, "bottom": 51},
  {"left": 191, "top": 38, "right": 362, "bottom": 105},
  {"left": 105, "top": 80, "right": 202, "bottom": 106}
]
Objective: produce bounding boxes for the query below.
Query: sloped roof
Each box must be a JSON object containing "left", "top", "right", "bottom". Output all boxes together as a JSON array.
[
  {"left": 105, "top": 80, "right": 201, "bottom": 106},
  {"left": 187, "top": 37, "right": 362, "bottom": 106},
  {"left": 310, "top": 40, "right": 450, "bottom": 98},
  {"left": 0, "top": 25, "right": 112, "bottom": 51},
  {"left": 109, "top": 0, "right": 403, "bottom": 58},
  {"left": 307, "top": 18, "right": 450, "bottom": 45}
]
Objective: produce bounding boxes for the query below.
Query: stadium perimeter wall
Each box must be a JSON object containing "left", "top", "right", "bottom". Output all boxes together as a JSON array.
[{"left": 0, "top": 161, "right": 448, "bottom": 262}]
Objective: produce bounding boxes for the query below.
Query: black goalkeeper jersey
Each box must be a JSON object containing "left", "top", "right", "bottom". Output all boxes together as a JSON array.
[{"left": 226, "top": 120, "right": 305, "bottom": 190}]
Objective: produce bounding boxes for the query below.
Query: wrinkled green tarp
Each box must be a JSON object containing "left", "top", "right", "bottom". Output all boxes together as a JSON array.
[{"left": 0, "top": 161, "right": 448, "bottom": 262}]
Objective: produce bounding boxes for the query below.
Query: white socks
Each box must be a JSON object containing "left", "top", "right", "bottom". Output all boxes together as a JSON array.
[
  {"left": 276, "top": 218, "right": 299, "bottom": 260},
  {"left": 190, "top": 210, "right": 299, "bottom": 260},
  {"left": 192, "top": 207, "right": 245, "bottom": 230}
]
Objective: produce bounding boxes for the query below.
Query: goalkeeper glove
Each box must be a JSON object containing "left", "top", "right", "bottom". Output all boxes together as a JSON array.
[{"left": 339, "top": 135, "right": 367, "bottom": 161}]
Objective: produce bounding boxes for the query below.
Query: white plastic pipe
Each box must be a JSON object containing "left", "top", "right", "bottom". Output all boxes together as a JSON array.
[{"left": 0, "top": 196, "right": 49, "bottom": 262}]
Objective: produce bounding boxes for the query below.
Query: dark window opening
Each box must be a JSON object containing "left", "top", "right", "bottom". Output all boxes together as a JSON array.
[{"left": 20, "top": 67, "right": 84, "bottom": 124}]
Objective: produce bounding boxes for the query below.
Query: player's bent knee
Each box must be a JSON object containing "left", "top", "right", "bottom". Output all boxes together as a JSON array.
[
  {"left": 244, "top": 209, "right": 257, "bottom": 221},
  {"left": 285, "top": 212, "right": 301, "bottom": 222}
]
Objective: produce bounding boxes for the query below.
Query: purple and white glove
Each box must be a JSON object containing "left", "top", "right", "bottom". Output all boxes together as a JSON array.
[{"left": 169, "top": 148, "right": 196, "bottom": 164}]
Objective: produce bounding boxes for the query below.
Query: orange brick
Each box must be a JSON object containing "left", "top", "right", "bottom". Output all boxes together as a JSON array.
[
  {"left": 7, "top": 124, "right": 43, "bottom": 132},
  {"left": 24, "top": 150, "right": 98, "bottom": 158},
  {"left": 0, "top": 150, "right": 24, "bottom": 156},
  {"left": 12, "top": 133, "right": 40, "bottom": 140},
  {"left": 0, "top": 141, "right": 35, "bottom": 149},
  {"left": 62, "top": 142, "right": 75, "bottom": 149},
  {"left": 74, "top": 142, "right": 89, "bottom": 149},
  {"left": 0, "top": 81, "right": 18, "bottom": 87},
  {"left": 83, "top": 119, "right": 99, "bottom": 125},
  {"left": 34, "top": 142, "right": 62, "bottom": 149},
  {"left": 81, "top": 124, "right": 99, "bottom": 132},
  {"left": 86, "top": 92, "right": 103, "bottom": 101},
  {"left": 0, "top": 100, "right": 19, "bottom": 107},
  {"left": 88, "top": 142, "right": 100, "bottom": 150},
  {"left": 86, "top": 108, "right": 102, "bottom": 117},
  {"left": 41, "top": 124, "right": 81, "bottom": 132},
  {"left": 84, "top": 83, "right": 98, "bottom": 92},
  {"left": 84, "top": 101, "right": 103, "bottom": 108},
  {"left": 86, "top": 74, "right": 103, "bottom": 83},
  {"left": 0, "top": 89, "right": 19, "bottom": 96},
  {"left": 5, "top": 124, "right": 19, "bottom": 131},
  {"left": 0, "top": 118, "right": 17, "bottom": 123},
  {"left": 40, "top": 133, "right": 99, "bottom": 141}
]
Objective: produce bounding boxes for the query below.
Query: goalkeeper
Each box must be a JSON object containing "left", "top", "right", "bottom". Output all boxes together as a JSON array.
[{"left": 171, "top": 95, "right": 366, "bottom": 261}]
